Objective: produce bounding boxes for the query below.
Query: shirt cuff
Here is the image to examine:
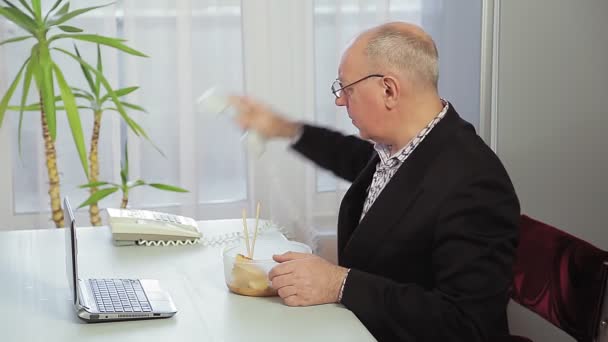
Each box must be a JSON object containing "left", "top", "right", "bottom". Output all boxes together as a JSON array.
[
  {"left": 288, "top": 123, "right": 304, "bottom": 145},
  {"left": 337, "top": 268, "right": 351, "bottom": 303}
]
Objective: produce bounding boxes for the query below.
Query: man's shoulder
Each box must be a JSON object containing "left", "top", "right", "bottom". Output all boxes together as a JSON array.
[
  {"left": 430, "top": 105, "right": 501, "bottom": 169},
  {"left": 430, "top": 121, "right": 513, "bottom": 185}
]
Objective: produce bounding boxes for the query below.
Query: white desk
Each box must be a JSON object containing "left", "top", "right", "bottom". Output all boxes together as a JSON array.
[{"left": 0, "top": 220, "right": 375, "bottom": 342}]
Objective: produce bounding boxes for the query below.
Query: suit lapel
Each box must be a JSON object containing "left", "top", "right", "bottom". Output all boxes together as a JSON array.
[
  {"left": 339, "top": 152, "right": 427, "bottom": 268},
  {"left": 338, "top": 105, "right": 463, "bottom": 268},
  {"left": 336, "top": 155, "right": 377, "bottom": 261}
]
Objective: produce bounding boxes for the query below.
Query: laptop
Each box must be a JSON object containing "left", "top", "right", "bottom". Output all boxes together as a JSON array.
[{"left": 64, "top": 197, "right": 177, "bottom": 322}]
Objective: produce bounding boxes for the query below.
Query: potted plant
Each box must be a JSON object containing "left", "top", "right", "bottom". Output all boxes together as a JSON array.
[{"left": 0, "top": 0, "right": 149, "bottom": 227}]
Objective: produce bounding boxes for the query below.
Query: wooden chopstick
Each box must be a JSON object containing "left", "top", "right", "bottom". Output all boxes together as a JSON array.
[
  {"left": 241, "top": 208, "right": 251, "bottom": 257},
  {"left": 250, "top": 202, "right": 261, "bottom": 258}
]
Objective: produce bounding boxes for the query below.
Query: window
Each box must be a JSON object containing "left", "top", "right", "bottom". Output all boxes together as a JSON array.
[
  {"left": 1, "top": 0, "right": 246, "bottom": 227},
  {"left": 1, "top": 0, "right": 484, "bottom": 235}
]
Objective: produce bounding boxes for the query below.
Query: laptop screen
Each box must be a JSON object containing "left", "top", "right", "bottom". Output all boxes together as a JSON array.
[{"left": 63, "top": 197, "right": 79, "bottom": 305}]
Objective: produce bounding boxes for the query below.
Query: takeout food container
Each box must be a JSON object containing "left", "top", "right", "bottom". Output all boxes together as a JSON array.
[{"left": 222, "top": 239, "right": 312, "bottom": 297}]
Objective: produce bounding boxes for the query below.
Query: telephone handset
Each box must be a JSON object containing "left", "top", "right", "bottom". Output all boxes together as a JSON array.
[{"left": 107, "top": 208, "right": 202, "bottom": 246}]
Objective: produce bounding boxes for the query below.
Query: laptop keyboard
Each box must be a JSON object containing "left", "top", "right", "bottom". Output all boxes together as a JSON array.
[{"left": 89, "top": 279, "right": 152, "bottom": 313}]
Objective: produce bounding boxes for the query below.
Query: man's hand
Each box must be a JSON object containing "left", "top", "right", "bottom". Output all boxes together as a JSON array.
[
  {"left": 268, "top": 252, "right": 349, "bottom": 307},
  {"left": 229, "top": 96, "right": 301, "bottom": 139}
]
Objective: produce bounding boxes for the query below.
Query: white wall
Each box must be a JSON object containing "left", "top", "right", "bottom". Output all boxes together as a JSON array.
[{"left": 495, "top": 1, "right": 608, "bottom": 341}]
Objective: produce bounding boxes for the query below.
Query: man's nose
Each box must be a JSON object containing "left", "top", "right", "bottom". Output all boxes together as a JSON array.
[{"left": 335, "top": 95, "right": 346, "bottom": 107}]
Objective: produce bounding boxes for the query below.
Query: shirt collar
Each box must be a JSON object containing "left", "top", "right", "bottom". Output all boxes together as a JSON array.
[{"left": 374, "top": 99, "right": 449, "bottom": 164}]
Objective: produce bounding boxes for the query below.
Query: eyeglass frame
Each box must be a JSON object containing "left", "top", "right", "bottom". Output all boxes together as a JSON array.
[{"left": 331, "top": 74, "right": 385, "bottom": 99}]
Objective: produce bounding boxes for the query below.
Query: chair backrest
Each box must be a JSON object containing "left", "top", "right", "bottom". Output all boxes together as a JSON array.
[{"left": 511, "top": 215, "right": 608, "bottom": 342}]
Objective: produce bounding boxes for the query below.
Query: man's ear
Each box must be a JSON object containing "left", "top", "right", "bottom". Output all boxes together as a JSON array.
[{"left": 383, "top": 76, "right": 400, "bottom": 109}]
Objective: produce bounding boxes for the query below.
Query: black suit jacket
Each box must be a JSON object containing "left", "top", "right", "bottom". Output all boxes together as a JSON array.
[{"left": 292, "top": 105, "right": 520, "bottom": 342}]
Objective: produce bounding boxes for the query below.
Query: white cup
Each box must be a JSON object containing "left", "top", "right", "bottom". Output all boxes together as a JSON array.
[
  {"left": 196, "top": 87, "right": 231, "bottom": 116},
  {"left": 196, "top": 87, "right": 266, "bottom": 157}
]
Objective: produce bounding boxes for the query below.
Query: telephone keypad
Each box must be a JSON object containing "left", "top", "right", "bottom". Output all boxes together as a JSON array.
[
  {"left": 121, "top": 209, "right": 185, "bottom": 225},
  {"left": 152, "top": 213, "right": 183, "bottom": 225}
]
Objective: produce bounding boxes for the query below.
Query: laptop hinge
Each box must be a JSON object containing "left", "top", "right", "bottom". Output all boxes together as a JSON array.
[{"left": 76, "top": 279, "right": 91, "bottom": 311}]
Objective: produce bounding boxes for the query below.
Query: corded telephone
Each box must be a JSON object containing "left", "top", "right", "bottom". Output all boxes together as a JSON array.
[{"left": 107, "top": 208, "right": 202, "bottom": 246}]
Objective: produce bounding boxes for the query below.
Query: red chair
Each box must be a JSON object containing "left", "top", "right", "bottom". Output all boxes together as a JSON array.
[{"left": 505, "top": 215, "right": 608, "bottom": 342}]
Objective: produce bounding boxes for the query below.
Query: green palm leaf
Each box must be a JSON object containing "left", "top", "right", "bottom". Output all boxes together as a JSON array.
[
  {"left": 73, "top": 44, "right": 97, "bottom": 96},
  {"left": 120, "top": 101, "right": 147, "bottom": 112},
  {"left": 18, "top": 57, "right": 34, "bottom": 154},
  {"left": 58, "top": 25, "right": 83, "bottom": 33},
  {"left": 2, "top": 1, "right": 19, "bottom": 11},
  {"left": 77, "top": 187, "right": 119, "bottom": 209},
  {"left": 0, "top": 57, "right": 29, "bottom": 127},
  {"left": 7, "top": 104, "right": 39, "bottom": 111},
  {"left": 30, "top": 0, "right": 41, "bottom": 21},
  {"left": 16, "top": 0, "right": 35, "bottom": 18},
  {"left": 43, "top": 0, "right": 63, "bottom": 22},
  {"left": 47, "top": 0, "right": 63, "bottom": 13},
  {"left": 79, "top": 181, "right": 111, "bottom": 188},
  {"left": 50, "top": 33, "right": 147, "bottom": 57},
  {"left": 48, "top": 3, "right": 113, "bottom": 27},
  {"left": 37, "top": 45, "right": 57, "bottom": 140},
  {"left": 52, "top": 2, "right": 69, "bottom": 19},
  {"left": 0, "top": 35, "right": 31, "bottom": 46},
  {"left": 95, "top": 44, "right": 102, "bottom": 97},
  {"left": 0, "top": 6, "right": 37, "bottom": 35},
  {"left": 100, "top": 86, "right": 138, "bottom": 103},
  {"left": 74, "top": 93, "right": 95, "bottom": 102},
  {"left": 66, "top": 88, "right": 94, "bottom": 102},
  {"left": 102, "top": 103, "right": 147, "bottom": 113},
  {"left": 52, "top": 63, "right": 89, "bottom": 179},
  {"left": 7, "top": 104, "right": 85, "bottom": 111},
  {"left": 127, "top": 179, "right": 146, "bottom": 188},
  {"left": 148, "top": 183, "right": 189, "bottom": 192}
]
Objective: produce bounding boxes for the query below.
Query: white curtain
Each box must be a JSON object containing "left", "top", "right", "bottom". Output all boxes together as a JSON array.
[
  {"left": 0, "top": 1, "right": 483, "bottom": 261},
  {"left": 119, "top": 0, "right": 247, "bottom": 216}
]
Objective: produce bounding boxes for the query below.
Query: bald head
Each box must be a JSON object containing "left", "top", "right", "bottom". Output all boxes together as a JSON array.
[{"left": 358, "top": 22, "right": 439, "bottom": 90}]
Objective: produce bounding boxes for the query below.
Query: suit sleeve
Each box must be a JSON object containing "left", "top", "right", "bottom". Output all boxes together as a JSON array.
[
  {"left": 340, "top": 174, "right": 520, "bottom": 341},
  {"left": 291, "top": 124, "right": 375, "bottom": 183}
]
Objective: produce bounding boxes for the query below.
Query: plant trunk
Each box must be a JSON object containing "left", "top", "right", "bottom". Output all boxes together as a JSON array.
[
  {"left": 40, "top": 99, "right": 64, "bottom": 228},
  {"left": 120, "top": 192, "right": 128, "bottom": 209},
  {"left": 88, "top": 110, "right": 102, "bottom": 226}
]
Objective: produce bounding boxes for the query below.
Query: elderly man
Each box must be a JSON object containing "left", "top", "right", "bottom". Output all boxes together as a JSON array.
[{"left": 232, "top": 22, "right": 519, "bottom": 342}]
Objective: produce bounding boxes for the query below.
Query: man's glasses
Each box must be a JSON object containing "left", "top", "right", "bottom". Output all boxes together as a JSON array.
[{"left": 331, "top": 74, "right": 384, "bottom": 99}]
